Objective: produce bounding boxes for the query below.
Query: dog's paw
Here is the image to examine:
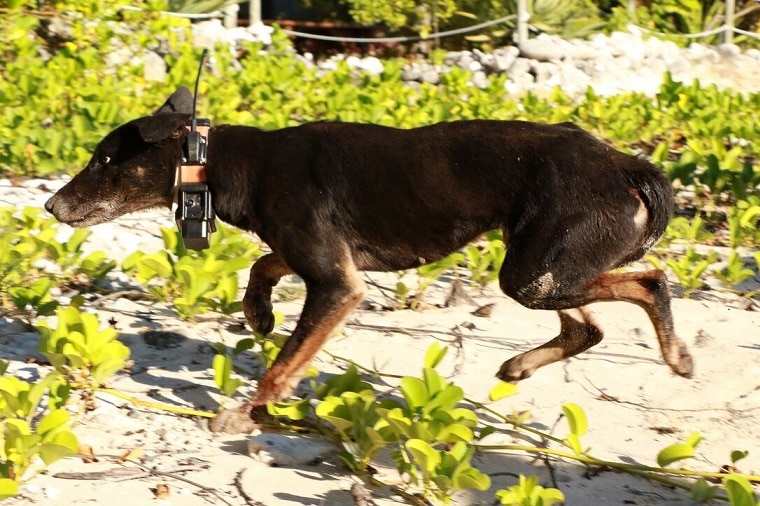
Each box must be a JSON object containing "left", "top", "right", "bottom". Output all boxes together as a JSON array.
[
  {"left": 669, "top": 341, "right": 694, "bottom": 379},
  {"left": 208, "top": 407, "right": 259, "bottom": 434},
  {"left": 243, "top": 298, "right": 275, "bottom": 335},
  {"left": 496, "top": 356, "right": 535, "bottom": 383}
]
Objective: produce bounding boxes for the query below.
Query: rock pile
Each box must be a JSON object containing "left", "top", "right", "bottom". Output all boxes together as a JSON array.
[
  {"left": 383, "top": 29, "right": 760, "bottom": 96},
  {"left": 106, "top": 18, "right": 760, "bottom": 98},
  {"left": 187, "top": 20, "right": 760, "bottom": 97}
]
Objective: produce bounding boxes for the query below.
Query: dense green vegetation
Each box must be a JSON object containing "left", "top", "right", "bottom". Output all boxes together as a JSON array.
[{"left": 304, "top": 0, "right": 760, "bottom": 45}]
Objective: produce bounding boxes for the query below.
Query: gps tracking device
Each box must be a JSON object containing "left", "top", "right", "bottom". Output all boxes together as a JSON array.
[{"left": 176, "top": 50, "right": 216, "bottom": 250}]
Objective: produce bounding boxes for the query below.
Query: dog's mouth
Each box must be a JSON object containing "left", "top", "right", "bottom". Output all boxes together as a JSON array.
[
  {"left": 45, "top": 196, "right": 115, "bottom": 228},
  {"left": 64, "top": 207, "right": 111, "bottom": 227}
]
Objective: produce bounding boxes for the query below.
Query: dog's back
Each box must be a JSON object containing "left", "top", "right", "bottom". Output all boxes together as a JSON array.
[{"left": 245, "top": 120, "right": 670, "bottom": 272}]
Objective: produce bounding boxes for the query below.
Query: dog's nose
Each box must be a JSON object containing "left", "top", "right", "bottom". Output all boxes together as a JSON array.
[{"left": 44, "top": 196, "right": 56, "bottom": 213}]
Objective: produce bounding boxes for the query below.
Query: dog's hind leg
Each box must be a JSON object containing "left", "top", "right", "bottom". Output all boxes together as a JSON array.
[
  {"left": 495, "top": 197, "right": 693, "bottom": 382},
  {"left": 210, "top": 245, "right": 366, "bottom": 434},
  {"left": 497, "top": 269, "right": 693, "bottom": 382},
  {"left": 497, "top": 306, "right": 602, "bottom": 381},
  {"left": 584, "top": 270, "right": 693, "bottom": 377},
  {"left": 242, "top": 253, "right": 293, "bottom": 334}
]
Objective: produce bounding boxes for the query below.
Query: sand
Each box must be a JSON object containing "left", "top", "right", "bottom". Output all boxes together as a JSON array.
[{"left": 1, "top": 179, "right": 759, "bottom": 505}]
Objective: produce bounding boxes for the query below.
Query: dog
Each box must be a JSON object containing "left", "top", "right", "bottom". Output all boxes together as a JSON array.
[{"left": 46, "top": 87, "right": 693, "bottom": 434}]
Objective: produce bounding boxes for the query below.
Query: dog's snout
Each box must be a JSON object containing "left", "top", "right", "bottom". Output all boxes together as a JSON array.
[{"left": 44, "top": 195, "right": 56, "bottom": 213}]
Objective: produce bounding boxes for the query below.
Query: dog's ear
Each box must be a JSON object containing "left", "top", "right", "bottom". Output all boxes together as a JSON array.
[
  {"left": 133, "top": 113, "right": 189, "bottom": 144},
  {"left": 154, "top": 86, "right": 194, "bottom": 115}
]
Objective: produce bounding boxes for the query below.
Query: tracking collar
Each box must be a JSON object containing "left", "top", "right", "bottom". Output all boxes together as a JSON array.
[{"left": 174, "top": 119, "right": 216, "bottom": 250}]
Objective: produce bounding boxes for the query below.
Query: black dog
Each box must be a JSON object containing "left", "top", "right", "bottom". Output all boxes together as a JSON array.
[{"left": 46, "top": 87, "right": 693, "bottom": 433}]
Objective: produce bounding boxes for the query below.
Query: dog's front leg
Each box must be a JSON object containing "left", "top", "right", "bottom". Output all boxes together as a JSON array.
[
  {"left": 209, "top": 255, "right": 366, "bottom": 434},
  {"left": 242, "top": 253, "right": 293, "bottom": 334}
]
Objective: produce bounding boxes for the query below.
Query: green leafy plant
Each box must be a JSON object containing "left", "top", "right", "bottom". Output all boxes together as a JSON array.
[
  {"left": 44, "top": 227, "right": 116, "bottom": 284},
  {"left": 0, "top": 372, "right": 77, "bottom": 494},
  {"left": 7, "top": 278, "right": 59, "bottom": 324},
  {"left": 212, "top": 312, "right": 288, "bottom": 404},
  {"left": 37, "top": 305, "right": 130, "bottom": 389},
  {"left": 122, "top": 224, "right": 262, "bottom": 320},
  {"left": 385, "top": 353, "right": 492, "bottom": 503},
  {"left": 310, "top": 344, "right": 490, "bottom": 502},
  {"left": 413, "top": 252, "right": 464, "bottom": 307},
  {"left": 315, "top": 387, "right": 392, "bottom": 472},
  {"left": 0, "top": 207, "right": 51, "bottom": 315},
  {"left": 727, "top": 200, "right": 760, "bottom": 248},
  {"left": 649, "top": 246, "right": 718, "bottom": 297},
  {"left": 714, "top": 251, "right": 755, "bottom": 289},
  {"left": 495, "top": 474, "right": 565, "bottom": 506},
  {"left": 462, "top": 231, "right": 506, "bottom": 288},
  {"left": 399, "top": 439, "right": 491, "bottom": 503},
  {"left": 660, "top": 215, "right": 714, "bottom": 247},
  {"left": 0, "top": 206, "right": 113, "bottom": 322}
]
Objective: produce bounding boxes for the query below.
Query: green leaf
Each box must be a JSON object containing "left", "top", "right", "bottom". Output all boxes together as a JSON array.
[
  {"left": 424, "top": 342, "right": 447, "bottom": 369},
  {"left": 211, "top": 351, "right": 243, "bottom": 397},
  {"left": 565, "top": 433, "right": 584, "bottom": 455},
  {"left": 453, "top": 467, "right": 491, "bottom": 491},
  {"left": 38, "top": 435, "right": 78, "bottom": 465},
  {"left": 437, "top": 422, "right": 474, "bottom": 443},
  {"left": 400, "top": 377, "right": 428, "bottom": 411},
  {"left": 731, "top": 450, "right": 750, "bottom": 464},
  {"left": 140, "top": 253, "right": 173, "bottom": 279},
  {"left": 92, "top": 355, "right": 128, "bottom": 383},
  {"left": 422, "top": 367, "right": 443, "bottom": 398},
  {"left": 233, "top": 338, "right": 255, "bottom": 355},
  {"left": 267, "top": 399, "right": 310, "bottom": 421},
  {"left": 657, "top": 442, "right": 695, "bottom": 467},
  {"left": 685, "top": 431, "right": 703, "bottom": 448},
  {"left": 489, "top": 381, "right": 518, "bottom": 401},
  {"left": 406, "top": 439, "right": 440, "bottom": 473},
  {"left": 212, "top": 353, "right": 232, "bottom": 391},
  {"left": 690, "top": 478, "right": 716, "bottom": 501},
  {"left": 0, "top": 479, "right": 18, "bottom": 499},
  {"left": 723, "top": 475, "right": 759, "bottom": 506},
  {"left": 36, "top": 408, "right": 69, "bottom": 438},
  {"left": 562, "top": 403, "right": 587, "bottom": 437}
]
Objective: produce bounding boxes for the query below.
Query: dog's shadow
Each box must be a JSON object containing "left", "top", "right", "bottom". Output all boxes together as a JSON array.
[{"left": 107, "top": 305, "right": 266, "bottom": 413}]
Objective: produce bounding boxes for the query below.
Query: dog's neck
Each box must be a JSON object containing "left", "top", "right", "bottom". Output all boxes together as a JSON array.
[{"left": 192, "top": 125, "right": 261, "bottom": 233}]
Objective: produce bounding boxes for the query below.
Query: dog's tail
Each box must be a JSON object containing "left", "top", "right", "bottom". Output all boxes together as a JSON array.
[{"left": 624, "top": 158, "right": 674, "bottom": 257}]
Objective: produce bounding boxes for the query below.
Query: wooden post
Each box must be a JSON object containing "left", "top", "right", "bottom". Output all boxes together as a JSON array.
[
  {"left": 223, "top": 3, "right": 238, "bottom": 28},
  {"left": 249, "top": 0, "right": 261, "bottom": 24},
  {"left": 516, "top": 0, "right": 529, "bottom": 44},
  {"left": 723, "top": 0, "right": 735, "bottom": 44}
]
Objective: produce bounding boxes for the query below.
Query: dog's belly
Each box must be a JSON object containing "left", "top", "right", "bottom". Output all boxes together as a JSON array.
[{"left": 350, "top": 235, "right": 480, "bottom": 272}]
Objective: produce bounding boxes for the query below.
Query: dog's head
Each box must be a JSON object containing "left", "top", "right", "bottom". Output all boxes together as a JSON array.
[{"left": 45, "top": 87, "right": 194, "bottom": 227}]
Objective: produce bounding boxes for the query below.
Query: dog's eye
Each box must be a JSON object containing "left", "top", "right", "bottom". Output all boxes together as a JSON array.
[{"left": 101, "top": 156, "right": 111, "bottom": 166}]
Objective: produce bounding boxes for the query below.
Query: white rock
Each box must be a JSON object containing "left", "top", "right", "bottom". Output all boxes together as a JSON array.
[
  {"left": 746, "top": 48, "right": 760, "bottom": 61},
  {"left": 246, "top": 21, "right": 274, "bottom": 45},
  {"left": 519, "top": 36, "right": 567, "bottom": 61},
  {"left": 717, "top": 42, "right": 741, "bottom": 58},
  {"left": 470, "top": 70, "right": 489, "bottom": 89},
  {"left": 357, "top": 56, "right": 385, "bottom": 76},
  {"left": 248, "top": 432, "right": 336, "bottom": 466},
  {"left": 142, "top": 51, "right": 166, "bottom": 82},
  {"left": 490, "top": 46, "right": 519, "bottom": 72}
]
